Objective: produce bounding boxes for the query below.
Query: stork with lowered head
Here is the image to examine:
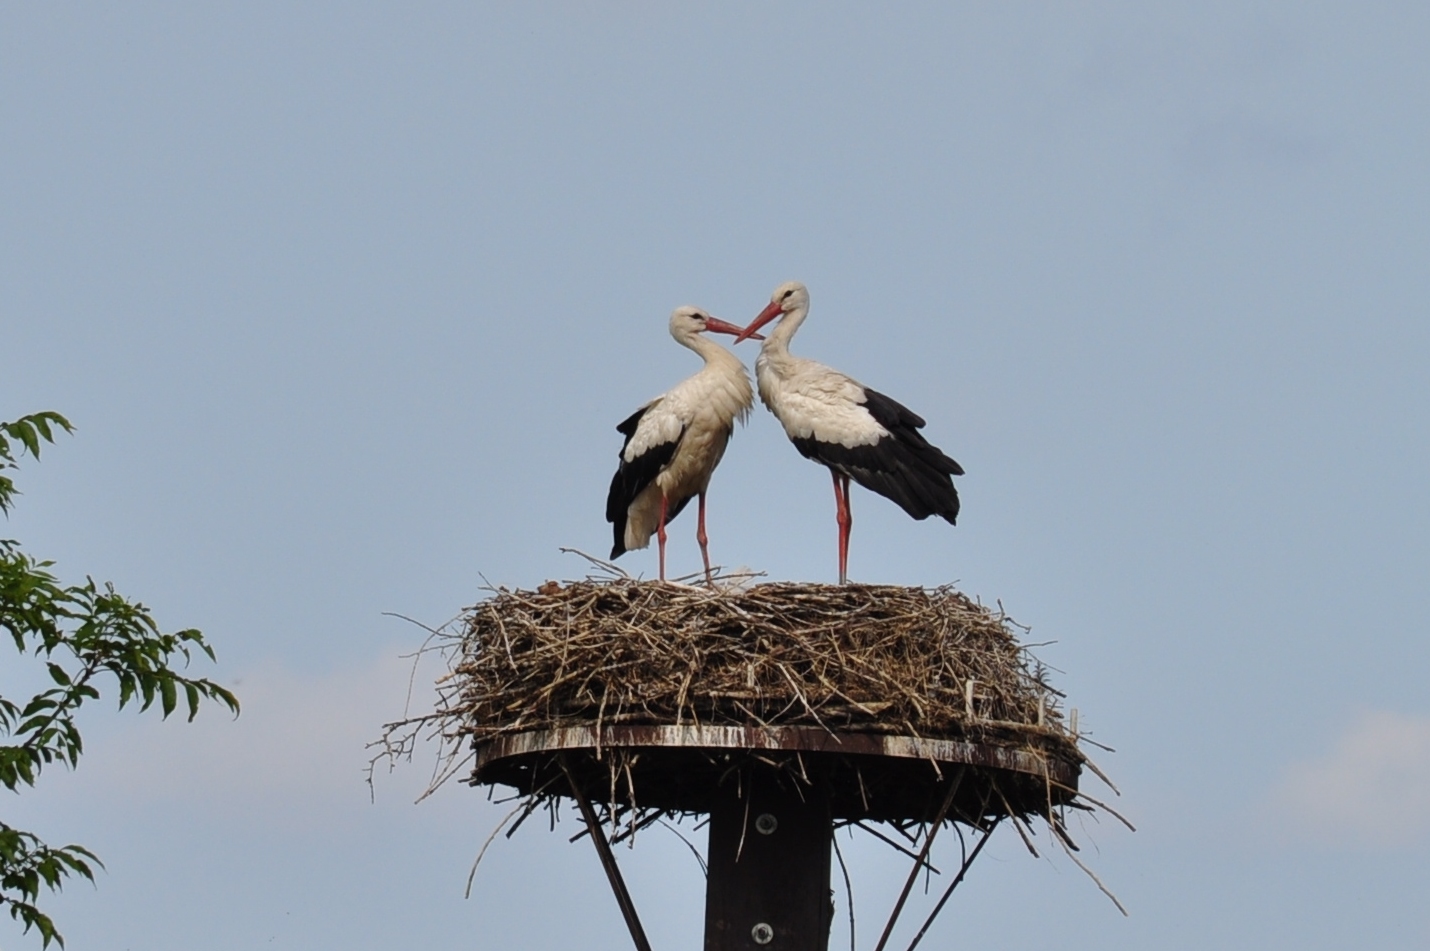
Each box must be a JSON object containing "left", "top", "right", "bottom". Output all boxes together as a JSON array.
[{"left": 606, "top": 306, "right": 759, "bottom": 583}]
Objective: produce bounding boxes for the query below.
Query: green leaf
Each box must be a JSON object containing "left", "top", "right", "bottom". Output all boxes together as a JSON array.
[
  {"left": 9, "top": 421, "right": 41, "bottom": 458},
  {"left": 159, "top": 676, "right": 177, "bottom": 718},
  {"left": 1, "top": 409, "right": 236, "bottom": 942}
]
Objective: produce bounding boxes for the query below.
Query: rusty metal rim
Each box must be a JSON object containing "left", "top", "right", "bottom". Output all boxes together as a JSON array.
[{"left": 474, "top": 723, "right": 1078, "bottom": 785}]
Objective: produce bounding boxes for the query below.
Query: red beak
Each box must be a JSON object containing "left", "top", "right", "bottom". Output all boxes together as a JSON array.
[
  {"left": 704, "top": 316, "right": 763, "bottom": 340},
  {"left": 734, "top": 300, "right": 784, "bottom": 344}
]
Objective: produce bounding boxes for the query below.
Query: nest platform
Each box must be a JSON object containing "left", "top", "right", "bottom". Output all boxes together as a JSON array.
[{"left": 441, "top": 580, "right": 1085, "bottom": 826}]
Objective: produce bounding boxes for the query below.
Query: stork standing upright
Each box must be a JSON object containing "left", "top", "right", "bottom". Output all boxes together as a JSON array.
[
  {"left": 734, "top": 281, "right": 963, "bottom": 583},
  {"left": 606, "top": 306, "right": 758, "bottom": 583}
]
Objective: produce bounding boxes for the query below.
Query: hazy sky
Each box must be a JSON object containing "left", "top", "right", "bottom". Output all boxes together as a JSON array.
[{"left": 4, "top": 4, "right": 1428, "bottom": 949}]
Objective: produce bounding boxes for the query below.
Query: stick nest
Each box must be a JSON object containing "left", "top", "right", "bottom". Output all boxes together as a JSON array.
[
  {"left": 370, "top": 574, "right": 1128, "bottom": 914},
  {"left": 445, "top": 579, "right": 1074, "bottom": 753}
]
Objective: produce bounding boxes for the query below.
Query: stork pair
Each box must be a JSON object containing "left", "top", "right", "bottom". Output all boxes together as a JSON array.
[{"left": 606, "top": 282, "right": 964, "bottom": 585}]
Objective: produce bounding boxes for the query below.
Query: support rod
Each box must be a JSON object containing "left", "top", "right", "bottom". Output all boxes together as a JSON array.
[
  {"left": 871, "top": 769, "right": 964, "bottom": 951},
  {"left": 903, "top": 818, "right": 1001, "bottom": 951},
  {"left": 561, "top": 756, "right": 654, "bottom": 951}
]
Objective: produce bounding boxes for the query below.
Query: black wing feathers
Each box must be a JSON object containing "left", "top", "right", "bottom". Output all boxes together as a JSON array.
[
  {"left": 792, "top": 387, "right": 962, "bottom": 525},
  {"left": 606, "top": 405, "right": 685, "bottom": 558},
  {"left": 861, "top": 389, "right": 964, "bottom": 476},
  {"left": 614, "top": 406, "right": 647, "bottom": 439}
]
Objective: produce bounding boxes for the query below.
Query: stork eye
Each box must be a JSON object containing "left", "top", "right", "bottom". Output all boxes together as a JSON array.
[{"left": 782, "top": 289, "right": 794, "bottom": 300}]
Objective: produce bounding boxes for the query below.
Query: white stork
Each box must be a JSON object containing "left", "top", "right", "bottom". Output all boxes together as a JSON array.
[
  {"left": 606, "top": 306, "right": 758, "bottom": 583},
  {"left": 734, "top": 281, "right": 963, "bottom": 583}
]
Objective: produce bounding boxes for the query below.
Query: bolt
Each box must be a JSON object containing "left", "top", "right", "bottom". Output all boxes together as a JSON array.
[
  {"left": 754, "top": 813, "right": 778, "bottom": 835},
  {"left": 751, "top": 922, "right": 774, "bottom": 945}
]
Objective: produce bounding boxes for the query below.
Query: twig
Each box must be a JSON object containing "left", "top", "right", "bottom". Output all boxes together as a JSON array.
[
  {"left": 996, "top": 786, "right": 1040, "bottom": 858},
  {"left": 464, "top": 801, "right": 528, "bottom": 898},
  {"left": 832, "top": 827, "right": 856, "bottom": 951},
  {"left": 1056, "top": 831, "right": 1129, "bottom": 916},
  {"left": 658, "top": 818, "right": 708, "bottom": 877},
  {"left": 1079, "top": 752, "right": 1122, "bottom": 793},
  {"left": 852, "top": 822, "right": 941, "bottom": 874},
  {"left": 1048, "top": 782, "right": 1137, "bottom": 832},
  {"left": 559, "top": 547, "right": 630, "bottom": 579}
]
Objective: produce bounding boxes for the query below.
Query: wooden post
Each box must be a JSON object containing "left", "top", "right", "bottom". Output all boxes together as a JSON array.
[{"left": 703, "top": 770, "right": 833, "bottom": 951}]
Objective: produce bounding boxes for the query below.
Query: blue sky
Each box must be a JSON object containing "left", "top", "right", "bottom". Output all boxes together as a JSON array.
[{"left": 3, "top": 4, "right": 1428, "bottom": 949}]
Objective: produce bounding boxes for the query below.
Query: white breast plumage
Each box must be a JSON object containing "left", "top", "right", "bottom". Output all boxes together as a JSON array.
[
  {"left": 605, "top": 308, "right": 756, "bottom": 583},
  {"left": 756, "top": 353, "right": 887, "bottom": 449}
]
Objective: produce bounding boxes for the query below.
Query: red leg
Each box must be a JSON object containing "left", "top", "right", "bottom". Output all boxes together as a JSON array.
[
  {"left": 696, "top": 491, "right": 714, "bottom": 585},
  {"left": 657, "top": 493, "right": 669, "bottom": 581},
  {"left": 838, "top": 474, "right": 852, "bottom": 584},
  {"left": 832, "top": 470, "right": 852, "bottom": 584}
]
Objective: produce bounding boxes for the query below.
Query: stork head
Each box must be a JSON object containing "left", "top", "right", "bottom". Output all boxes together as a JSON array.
[
  {"left": 734, "top": 281, "right": 808, "bottom": 343},
  {"left": 668, "top": 305, "right": 761, "bottom": 343}
]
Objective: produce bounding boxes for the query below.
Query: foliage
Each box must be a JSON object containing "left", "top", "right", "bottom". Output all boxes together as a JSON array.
[
  {"left": 0, "top": 413, "right": 71, "bottom": 516},
  {"left": 1, "top": 412, "right": 239, "bottom": 947}
]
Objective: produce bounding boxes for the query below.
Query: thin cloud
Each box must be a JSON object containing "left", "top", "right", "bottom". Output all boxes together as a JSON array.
[
  {"left": 1183, "top": 114, "right": 1332, "bottom": 173},
  {"left": 1275, "top": 710, "right": 1430, "bottom": 848},
  {"left": 63, "top": 650, "right": 452, "bottom": 816}
]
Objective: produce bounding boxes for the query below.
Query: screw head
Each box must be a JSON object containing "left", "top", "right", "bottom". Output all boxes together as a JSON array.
[
  {"left": 754, "top": 813, "right": 778, "bottom": 835},
  {"left": 751, "top": 922, "right": 774, "bottom": 944}
]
